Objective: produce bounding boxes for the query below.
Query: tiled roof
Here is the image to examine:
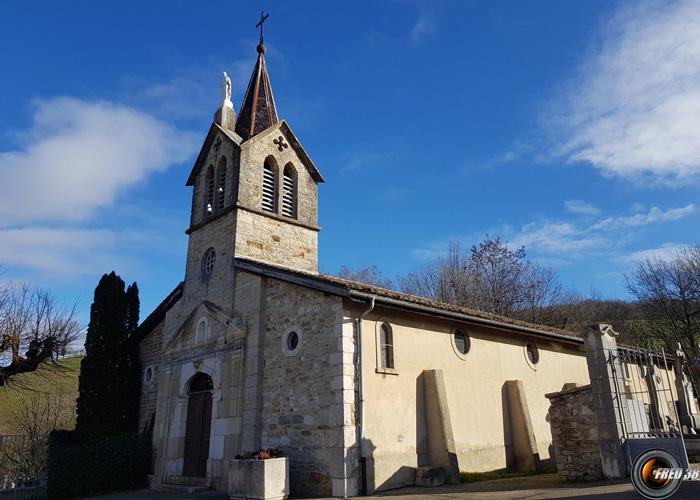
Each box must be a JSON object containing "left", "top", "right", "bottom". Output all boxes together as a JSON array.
[{"left": 234, "top": 258, "right": 584, "bottom": 344}]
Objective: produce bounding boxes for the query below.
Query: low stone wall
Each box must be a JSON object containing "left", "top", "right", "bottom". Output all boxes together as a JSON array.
[{"left": 545, "top": 384, "right": 602, "bottom": 481}]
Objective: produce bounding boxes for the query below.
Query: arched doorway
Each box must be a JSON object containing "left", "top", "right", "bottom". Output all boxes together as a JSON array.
[{"left": 182, "top": 372, "right": 213, "bottom": 477}]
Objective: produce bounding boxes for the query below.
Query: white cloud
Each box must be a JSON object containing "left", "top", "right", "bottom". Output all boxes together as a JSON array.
[
  {"left": 410, "top": 11, "right": 436, "bottom": 43},
  {"left": 121, "top": 58, "right": 255, "bottom": 121},
  {"left": 548, "top": 0, "right": 700, "bottom": 182},
  {"left": 0, "top": 227, "right": 123, "bottom": 276},
  {"left": 0, "top": 97, "right": 197, "bottom": 226},
  {"left": 565, "top": 200, "right": 601, "bottom": 216},
  {"left": 591, "top": 204, "right": 695, "bottom": 230},
  {"left": 411, "top": 203, "right": 696, "bottom": 262},
  {"left": 624, "top": 243, "right": 686, "bottom": 263},
  {"left": 512, "top": 222, "right": 609, "bottom": 256}
]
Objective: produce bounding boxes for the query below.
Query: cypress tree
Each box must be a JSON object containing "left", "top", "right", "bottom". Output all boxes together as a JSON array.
[
  {"left": 125, "top": 282, "right": 141, "bottom": 432},
  {"left": 76, "top": 272, "right": 140, "bottom": 437}
]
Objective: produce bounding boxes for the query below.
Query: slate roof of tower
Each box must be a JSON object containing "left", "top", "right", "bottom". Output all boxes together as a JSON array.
[{"left": 235, "top": 44, "right": 279, "bottom": 140}]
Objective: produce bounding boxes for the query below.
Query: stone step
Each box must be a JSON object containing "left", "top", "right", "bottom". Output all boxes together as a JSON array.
[
  {"left": 157, "top": 475, "right": 212, "bottom": 493},
  {"left": 165, "top": 475, "right": 211, "bottom": 487},
  {"left": 155, "top": 483, "right": 210, "bottom": 494}
]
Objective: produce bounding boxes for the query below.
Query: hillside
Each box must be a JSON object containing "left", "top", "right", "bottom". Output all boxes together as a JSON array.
[{"left": 0, "top": 356, "right": 81, "bottom": 435}]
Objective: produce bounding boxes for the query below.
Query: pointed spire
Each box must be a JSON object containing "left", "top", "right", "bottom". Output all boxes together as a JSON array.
[{"left": 235, "top": 14, "right": 279, "bottom": 140}]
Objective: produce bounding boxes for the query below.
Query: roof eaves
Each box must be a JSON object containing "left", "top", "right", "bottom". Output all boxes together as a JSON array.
[
  {"left": 233, "top": 257, "right": 583, "bottom": 346},
  {"left": 186, "top": 123, "right": 241, "bottom": 186},
  {"left": 133, "top": 282, "right": 184, "bottom": 343}
]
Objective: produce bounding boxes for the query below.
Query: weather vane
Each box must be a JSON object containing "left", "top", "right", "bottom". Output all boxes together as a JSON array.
[{"left": 256, "top": 11, "right": 269, "bottom": 45}]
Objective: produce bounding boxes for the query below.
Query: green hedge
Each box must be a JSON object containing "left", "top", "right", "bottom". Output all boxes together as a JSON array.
[{"left": 47, "top": 430, "right": 151, "bottom": 499}]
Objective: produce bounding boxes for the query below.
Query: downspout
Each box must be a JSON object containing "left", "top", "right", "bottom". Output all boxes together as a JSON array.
[{"left": 356, "top": 296, "right": 375, "bottom": 496}]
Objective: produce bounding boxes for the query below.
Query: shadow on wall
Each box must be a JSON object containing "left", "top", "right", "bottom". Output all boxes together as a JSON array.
[
  {"left": 501, "top": 380, "right": 544, "bottom": 473},
  {"left": 502, "top": 383, "right": 514, "bottom": 470},
  {"left": 367, "top": 370, "right": 460, "bottom": 493}
]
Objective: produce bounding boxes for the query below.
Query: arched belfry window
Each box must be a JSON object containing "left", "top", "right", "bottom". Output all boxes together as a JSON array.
[
  {"left": 216, "top": 157, "right": 227, "bottom": 211},
  {"left": 379, "top": 323, "right": 394, "bottom": 369},
  {"left": 204, "top": 165, "right": 215, "bottom": 218},
  {"left": 282, "top": 163, "right": 297, "bottom": 219},
  {"left": 262, "top": 157, "right": 278, "bottom": 213}
]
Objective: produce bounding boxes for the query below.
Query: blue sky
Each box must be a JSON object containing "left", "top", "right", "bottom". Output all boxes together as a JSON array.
[{"left": 1, "top": 0, "right": 699, "bottom": 324}]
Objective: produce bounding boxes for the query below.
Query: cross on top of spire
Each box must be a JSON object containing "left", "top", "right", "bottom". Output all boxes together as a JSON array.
[
  {"left": 235, "top": 11, "right": 278, "bottom": 139},
  {"left": 256, "top": 11, "right": 269, "bottom": 46}
]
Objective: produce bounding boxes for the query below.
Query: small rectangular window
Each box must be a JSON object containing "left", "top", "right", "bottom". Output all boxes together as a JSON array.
[{"left": 380, "top": 323, "right": 394, "bottom": 369}]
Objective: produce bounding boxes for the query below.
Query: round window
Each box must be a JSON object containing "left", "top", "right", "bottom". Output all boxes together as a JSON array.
[
  {"left": 282, "top": 328, "right": 302, "bottom": 355},
  {"left": 202, "top": 248, "right": 216, "bottom": 277},
  {"left": 145, "top": 367, "right": 153, "bottom": 384},
  {"left": 526, "top": 342, "right": 540, "bottom": 366},
  {"left": 454, "top": 329, "right": 470, "bottom": 355},
  {"left": 287, "top": 331, "right": 299, "bottom": 351}
]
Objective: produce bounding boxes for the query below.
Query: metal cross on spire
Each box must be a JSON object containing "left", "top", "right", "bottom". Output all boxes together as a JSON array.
[{"left": 256, "top": 11, "right": 269, "bottom": 45}]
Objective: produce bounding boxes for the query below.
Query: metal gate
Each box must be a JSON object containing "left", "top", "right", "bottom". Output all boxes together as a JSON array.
[{"left": 608, "top": 346, "right": 689, "bottom": 470}]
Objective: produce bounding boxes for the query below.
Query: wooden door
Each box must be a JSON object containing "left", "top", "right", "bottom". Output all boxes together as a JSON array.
[{"left": 182, "top": 382, "right": 212, "bottom": 477}]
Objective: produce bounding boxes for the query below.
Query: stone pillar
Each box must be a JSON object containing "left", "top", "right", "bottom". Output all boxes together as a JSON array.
[
  {"left": 214, "top": 105, "right": 236, "bottom": 132},
  {"left": 422, "top": 369, "right": 460, "bottom": 484},
  {"left": 504, "top": 380, "right": 540, "bottom": 472},
  {"left": 674, "top": 344, "right": 700, "bottom": 430},
  {"left": 583, "top": 324, "right": 629, "bottom": 478},
  {"left": 644, "top": 366, "right": 669, "bottom": 432},
  {"left": 237, "top": 273, "right": 264, "bottom": 453}
]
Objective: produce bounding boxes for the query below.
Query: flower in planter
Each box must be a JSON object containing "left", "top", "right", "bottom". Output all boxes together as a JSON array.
[{"left": 235, "top": 448, "right": 283, "bottom": 460}]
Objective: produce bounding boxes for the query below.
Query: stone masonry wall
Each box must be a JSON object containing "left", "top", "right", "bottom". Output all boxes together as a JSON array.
[
  {"left": 138, "top": 321, "right": 164, "bottom": 433},
  {"left": 190, "top": 130, "right": 240, "bottom": 228},
  {"left": 234, "top": 208, "right": 318, "bottom": 273},
  {"left": 238, "top": 123, "right": 318, "bottom": 228},
  {"left": 259, "top": 277, "right": 346, "bottom": 497},
  {"left": 545, "top": 384, "right": 602, "bottom": 481}
]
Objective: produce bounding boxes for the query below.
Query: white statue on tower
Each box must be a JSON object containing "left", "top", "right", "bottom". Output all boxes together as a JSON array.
[{"left": 222, "top": 72, "right": 233, "bottom": 109}]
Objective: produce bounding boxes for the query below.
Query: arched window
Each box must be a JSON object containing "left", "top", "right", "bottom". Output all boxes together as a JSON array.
[
  {"left": 188, "top": 372, "right": 213, "bottom": 393},
  {"left": 201, "top": 247, "right": 216, "bottom": 278},
  {"left": 262, "top": 157, "right": 278, "bottom": 213},
  {"left": 379, "top": 323, "right": 394, "bottom": 369},
  {"left": 216, "top": 157, "right": 227, "bottom": 211},
  {"left": 282, "top": 163, "right": 297, "bottom": 219},
  {"left": 204, "top": 165, "right": 215, "bottom": 218}
]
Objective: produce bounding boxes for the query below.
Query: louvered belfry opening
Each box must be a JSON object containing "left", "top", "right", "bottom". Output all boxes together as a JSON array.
[
  {"left": 262, "top": 157, "right": 277, "bottom": 213},
  {"left": 282, "top": 164, "right": 296, "bottom": 218},
  {"left": 204, "top": 165, "right": 215, "bottom": 218},
  {"left": 216, "top": 158, "right": 227, "bottom": 211}
]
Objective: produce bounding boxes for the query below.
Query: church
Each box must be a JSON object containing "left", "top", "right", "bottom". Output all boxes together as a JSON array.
[{"left": 135, "top": 29, "right": 594, "bottom": 497}]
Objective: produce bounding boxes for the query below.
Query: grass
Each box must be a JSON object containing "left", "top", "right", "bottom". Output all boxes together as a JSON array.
[
  {"left": 0, "top": 356, "right": 82, "bottom": 434},
  {"left": 460, "top": 462, "right": 558, "bottom": 483}
]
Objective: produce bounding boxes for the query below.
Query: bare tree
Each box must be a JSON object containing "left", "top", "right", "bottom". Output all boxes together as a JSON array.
[
  {"left": 0, "top": 281, "right": 82, "bottom": 386},
  {"left": 398, "top": 242, "right": 471, "bottom": 304},
  {"left": 626, "top": 246, "right": 700, "bottom": 384},
  {"left": 0, "top": 391, "right": 74, "bottom": 479},
  {"left": 398, "top": 238, "right": 568, "bottom": 323},
  {"left": 337, "top": 265, "right": 394, "bottom": 289}
]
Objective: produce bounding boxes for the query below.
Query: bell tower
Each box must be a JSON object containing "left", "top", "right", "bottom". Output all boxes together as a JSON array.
[{"left": 182, "top": 26, "right": 324, "bottom": 304}]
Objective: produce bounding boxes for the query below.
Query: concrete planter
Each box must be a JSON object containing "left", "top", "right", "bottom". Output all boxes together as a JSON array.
[{"left": 228, "top": 457, "right": 289, "bottom": 500}]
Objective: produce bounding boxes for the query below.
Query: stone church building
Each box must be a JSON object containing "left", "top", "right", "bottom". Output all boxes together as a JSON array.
[{"left": 136, "top": 37, "right": 595, "bottom": 497}]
